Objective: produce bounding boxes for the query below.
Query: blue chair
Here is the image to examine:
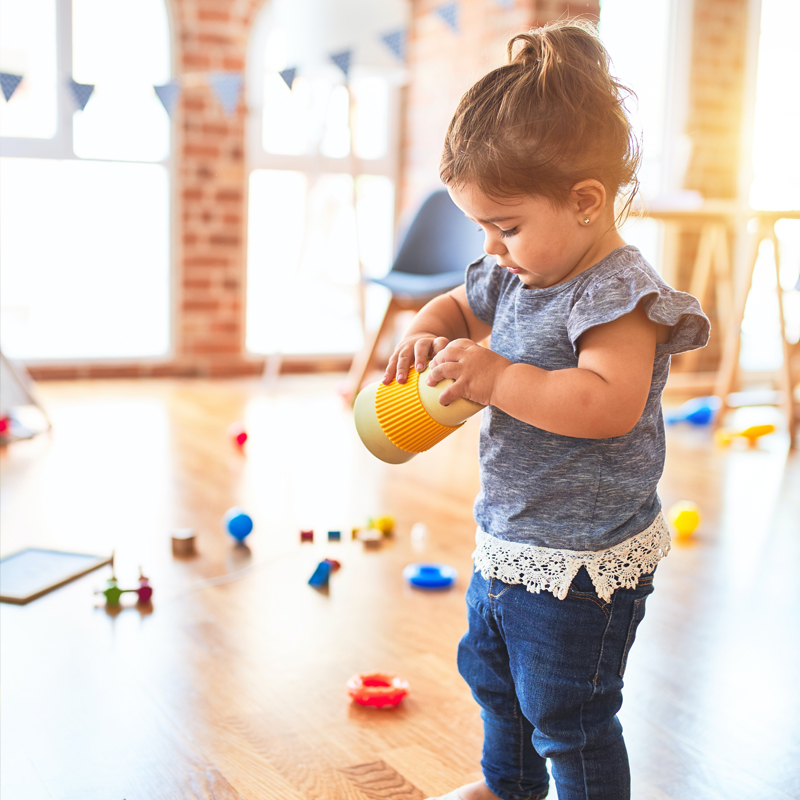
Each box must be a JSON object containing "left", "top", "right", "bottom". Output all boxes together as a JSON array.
[{"left": 345, "top": 189, "right": 486, "bottom": 401}]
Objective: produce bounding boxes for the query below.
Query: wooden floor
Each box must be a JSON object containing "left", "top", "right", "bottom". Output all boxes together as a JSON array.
[{"left": 1, "top": 375, "right": 798, "bottom": 800}]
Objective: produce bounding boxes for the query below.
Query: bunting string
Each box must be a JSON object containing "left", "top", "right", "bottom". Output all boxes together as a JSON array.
[{"left": 0, "top": 8, "right": 480, "bottom": 115}]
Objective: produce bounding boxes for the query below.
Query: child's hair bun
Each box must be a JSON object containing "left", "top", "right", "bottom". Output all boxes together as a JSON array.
[
  {"left": 440, "top": 18, "right": 641, "bottom": 218},
  {"left": 507, "top": 20, "right": 615, "bottom": 99}
]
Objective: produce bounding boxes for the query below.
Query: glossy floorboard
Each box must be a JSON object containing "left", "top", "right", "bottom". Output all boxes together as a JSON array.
[{"left": 1, "top": 375, "right": 797, "bottom": 800}]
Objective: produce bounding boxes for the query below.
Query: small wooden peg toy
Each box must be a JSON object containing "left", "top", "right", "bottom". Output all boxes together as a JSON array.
[
  {"left": 300, "top": 529, "right": 314, "bottom": 543},
  {"left": 354, "top": 365, "right": 484, "bottom": 464},
  {"left": 171, "top": 529, "right": 197, "bottom": 557},
  {"left": 357, "top": 528, "right": 382, "bottom": 548}
]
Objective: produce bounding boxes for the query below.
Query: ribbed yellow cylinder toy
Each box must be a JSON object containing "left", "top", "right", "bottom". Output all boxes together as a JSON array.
[{"left": 354, "top": 366, "right": 484, "bottom": 464}]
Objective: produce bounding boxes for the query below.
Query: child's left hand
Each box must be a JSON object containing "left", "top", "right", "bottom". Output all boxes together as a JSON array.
[{"left": 426, "top": 339, "right": 511, "bottom": 407}]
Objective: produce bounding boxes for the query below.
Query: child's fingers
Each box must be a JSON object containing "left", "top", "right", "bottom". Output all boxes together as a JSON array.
[
  {"left": 413, "top": 336, "right": 447, "bottom": 372},
  {"left": 431, "top": 337, "right": 450, "bottom": 357},
  {"left": 382, "top": 352, "right": 398, "bottom": 383}
]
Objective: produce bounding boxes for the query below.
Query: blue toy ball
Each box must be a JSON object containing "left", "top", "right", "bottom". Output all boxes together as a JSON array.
[
  {"left": 403, "top": 562, "right": 457, "bottom": 589},
  {"left": 224, "top": 507, "right": 253, "bottom": 542}
]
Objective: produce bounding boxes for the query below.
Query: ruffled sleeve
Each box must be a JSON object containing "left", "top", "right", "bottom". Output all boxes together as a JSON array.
[
  {"left": 465, "top": 255, "right": 506, "bottom": 326},
  {"left": 567, "top": 264, "right": 710, "bottom": 357}
]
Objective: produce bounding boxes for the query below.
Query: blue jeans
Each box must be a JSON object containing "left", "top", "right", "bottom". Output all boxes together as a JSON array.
[{"left": 457, "top": 566, "right": 655, "bottom": 800}]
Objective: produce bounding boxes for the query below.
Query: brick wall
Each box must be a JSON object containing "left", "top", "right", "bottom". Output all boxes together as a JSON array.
[
  {"left": 173, "top": 0, "right": 263, "bottom": 377},
  {"left": 671, "top": 0, "right": 750, "bottom": 376}
]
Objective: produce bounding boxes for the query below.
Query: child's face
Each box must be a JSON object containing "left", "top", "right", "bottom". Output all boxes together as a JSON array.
[{"left": 448, "top": 183, "right": 594, "bottom": 289}]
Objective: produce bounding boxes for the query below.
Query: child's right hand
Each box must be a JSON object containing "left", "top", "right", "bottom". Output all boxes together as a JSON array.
[{"left": 382, "top": 333, "right": 451, "bottom": 385}]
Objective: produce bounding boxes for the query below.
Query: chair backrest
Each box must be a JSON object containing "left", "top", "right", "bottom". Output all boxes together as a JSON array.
[{"left": 391, "top": 189, "right": 486, "bottom": 276}]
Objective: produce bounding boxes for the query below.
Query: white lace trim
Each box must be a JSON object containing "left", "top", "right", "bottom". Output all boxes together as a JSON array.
[{"left": 472, "top": 514, "right": 670, "bottom": 602}]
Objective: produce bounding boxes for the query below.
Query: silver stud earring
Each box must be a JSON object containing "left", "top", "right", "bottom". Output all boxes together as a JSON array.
[{"left": 583, "top": 218, "right": 591, "bottom": 225}]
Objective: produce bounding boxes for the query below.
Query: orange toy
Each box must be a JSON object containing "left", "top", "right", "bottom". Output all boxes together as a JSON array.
[
  {"left": 354, "top": 365, "right": 483, "bottom": 464},
  {"left": 714, "top": 423, "right": 776, "bottom": 447}
]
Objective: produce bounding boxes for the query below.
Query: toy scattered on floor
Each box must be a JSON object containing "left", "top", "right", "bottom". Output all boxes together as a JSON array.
[
  {"left": 224, "top": 507, "right": 253, "bottom": 542},
  {"left": 227, "top": 422, "right": 248, "bottom": 447},
  {"left": 354, "top": 365, "right": 484, "bottom": 464},
  {"left": 410, "top": 522, "right": 430, "bottom": 551},
  {"left": 308, "top": 558, "right": 341, "bottom": 588},
  {"left": 97, "top": 567, "right": 153, "bottom": 606},
  {"left": 356, "top": 528, "right": 383, "bottom": 548},
  {"left": 369, "top": 516, "right": 395, "bottom": 536},
  {"left": 327, "top": 530, "right": 341, "bottom": 541},
  {"left": 347, "top": 673, "right": 409, "bottom": 708},
  {"left": 665, "top": 396, "right": 721, "bottom": 426},
  {"left": 714, "top": 423, "right": 776, "bottom": 447},
  {"left": 403, "top": 562, "right": 457, "bottom": 589},
  {"left": 667, "top": 501, "right": 701, "bottom": 539},
  {"left": 171, "top": 529, "right": 197, "bottom": 557},
  {"left": 300, "top": 529, "right": 314, "bottom": 543}
]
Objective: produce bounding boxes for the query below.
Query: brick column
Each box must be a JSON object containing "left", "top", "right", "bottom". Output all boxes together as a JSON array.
[
  {"left": 672, "top": 0, "right": 750, "bottom": 375},
  {"left": 172, "top": 0, "right": 263, "bottom": 376},
  {"left": 402, "top": 1, "right": 600, "bottom": 216}
]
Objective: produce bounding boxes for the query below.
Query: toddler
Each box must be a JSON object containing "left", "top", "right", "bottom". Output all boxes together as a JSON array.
[{"left": 383, "top": 19, "right": 710, "bottom": 800}]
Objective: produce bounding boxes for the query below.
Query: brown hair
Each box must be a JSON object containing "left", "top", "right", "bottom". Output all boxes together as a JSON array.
[{"left": 440, "top": 19, "right": 641, "bottom": 217}]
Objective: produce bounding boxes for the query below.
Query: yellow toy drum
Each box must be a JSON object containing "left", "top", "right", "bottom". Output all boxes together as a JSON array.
[{"left": 354, "top": 365, "right": 484, "bottom": 464}]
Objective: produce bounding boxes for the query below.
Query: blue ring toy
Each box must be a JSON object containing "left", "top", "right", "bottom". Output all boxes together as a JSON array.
[{"left": 403, "top": 562, "right": 457, "bottom": 589}]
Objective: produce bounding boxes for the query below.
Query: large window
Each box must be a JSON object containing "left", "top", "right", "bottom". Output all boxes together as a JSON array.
[
  {"left": 0, "top": 0, "right": 172, "bottom": 362},
  {"left": 245, "top": 0, "right": 407, "bottom": 357}
]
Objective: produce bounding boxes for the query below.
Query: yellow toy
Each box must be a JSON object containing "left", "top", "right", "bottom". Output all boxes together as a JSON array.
[
  {"left": 354, "top": 365, "right": 484, "bottom": 464},
  {"left": 667, "top": 501, "right": 701, "bottom": 539},
  {"left": 714, "top": 423, "right": 776, "bottom": 447},
  {"left": 369, "top": 516, "right": 395, "bottom": 536}
]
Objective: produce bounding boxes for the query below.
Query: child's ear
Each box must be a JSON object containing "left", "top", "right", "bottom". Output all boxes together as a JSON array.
[{"left": 569, "top": 179, "right": 607, "bottom": 225}]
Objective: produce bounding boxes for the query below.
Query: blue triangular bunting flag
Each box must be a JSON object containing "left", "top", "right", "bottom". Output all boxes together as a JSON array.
[
  {"left": 208, "top": 72, "right": 243, "bottom": 116},
  {"left": 330, "top": 50, "right": 352, "bottom": 79},
  {"left": 68, "top": 78, "right": 95, "bottom": 111},
  {"left": 436, "top": 2, "right": 459, "bottom": 33},
  {"left": 153, "top": 80, "right": 180, "bottom": 116},
  {"left": 381, "top": 30, "right": 407, "bottom": 62},
  {"left": 0, "top": 72, "right": 23, "bottom": 102},
  {"left": 279, "top": 67, "right": 297, "bottom": 90}
]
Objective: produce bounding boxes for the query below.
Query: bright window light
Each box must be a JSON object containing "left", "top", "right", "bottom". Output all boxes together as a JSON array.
[
  {"left": 0, "top": 158, "right": 170, "bottom": 359},
  {"left": 72, "top": 0, "right": 171, "bottom": 162},
  {"left": 0, "top": 0, "right": 57, "bottom": 139},
  {"left": 749, "top": 0, "right": 800, "bottom": 210},
  {"left": 246, "top": 170, "right": 393, "bottom": 355},
  {"left": 599, "top": 0, "right": 672, "bottom": 268}
]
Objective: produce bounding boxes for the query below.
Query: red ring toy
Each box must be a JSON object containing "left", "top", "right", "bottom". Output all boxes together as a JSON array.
[{"left": 346, "top": 673, "right": 409, "bottom": 708}]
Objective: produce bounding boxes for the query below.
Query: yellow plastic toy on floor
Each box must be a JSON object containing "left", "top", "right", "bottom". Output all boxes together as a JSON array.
[
  {"left": 354, "top": 365, "right": 484, "bottom": 464},
  {"left": 667, "top": 501, "right": 701, "bottom": 539},
  {"left": 714, "top": 423, "right": 776, "bottom": 447}
]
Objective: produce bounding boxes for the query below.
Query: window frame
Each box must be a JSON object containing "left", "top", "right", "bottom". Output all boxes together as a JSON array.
[
  {"left": 0, "top": 0, "right": 178, "bottom": 367},
  {"left": 244, "top": 3, "right": 404, "bottom": 359}
]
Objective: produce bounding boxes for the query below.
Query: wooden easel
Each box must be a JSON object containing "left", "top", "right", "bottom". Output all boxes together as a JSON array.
[
  {"left": 713, "top": 209, "right": 799, "bottom": 446},
  {"left": 645, "top": 203, "right": 799, "bottom": 446}
]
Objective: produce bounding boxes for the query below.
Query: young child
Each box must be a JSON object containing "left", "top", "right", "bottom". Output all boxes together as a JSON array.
[{"left": 382, "top": 19, "right": 709, "bottom": 800}]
